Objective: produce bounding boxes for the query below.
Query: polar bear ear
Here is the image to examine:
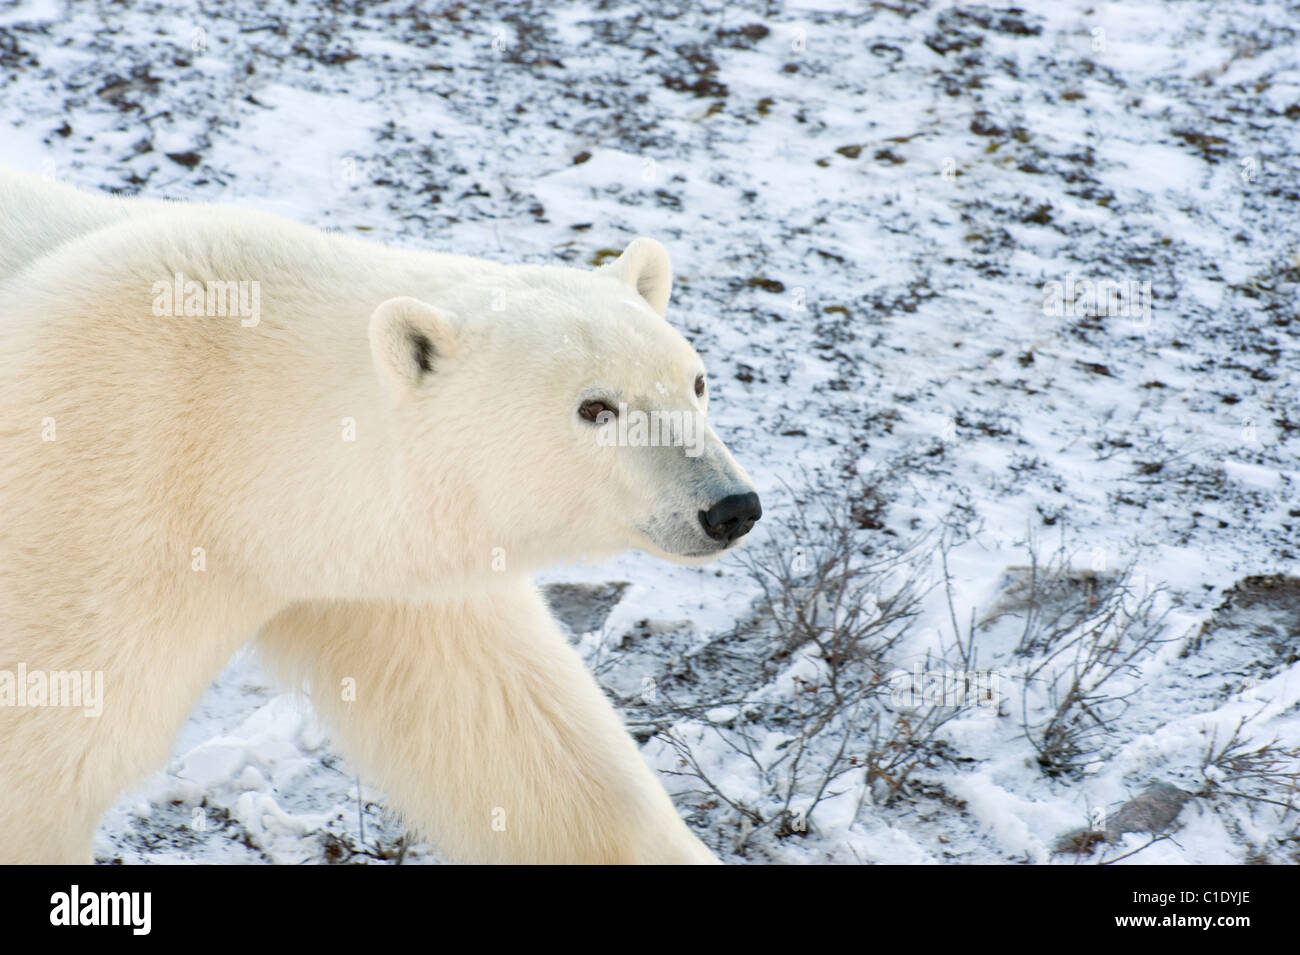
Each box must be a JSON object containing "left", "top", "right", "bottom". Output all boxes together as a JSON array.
[
  {"left": 598, "top": 237, "right": 672, "bottom": 317},
  {"left": 369, "top": 296, "right": 459, "bottom": 401}
]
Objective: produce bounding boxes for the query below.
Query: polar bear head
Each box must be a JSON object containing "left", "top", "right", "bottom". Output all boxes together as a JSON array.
[{"left": 369, "top": 238, "right": 761, "bottom": 574}]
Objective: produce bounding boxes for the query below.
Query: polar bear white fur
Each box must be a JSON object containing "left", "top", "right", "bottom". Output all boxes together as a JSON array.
[{"left": 0, "top": 167, "right": 760, "bottom": 864}]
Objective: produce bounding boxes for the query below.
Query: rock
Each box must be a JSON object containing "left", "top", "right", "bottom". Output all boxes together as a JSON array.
[
  {"left": 542, "top": 581, "right": 629, "bottom": 636},
  {"left": 1052, "top": 783, "right": 1194, "bottom": 854},
  {"left": 980, "top": 565, "right": 1121, "bottom": 634},
  {"left": 1106, "top": 783, "right": 1193, "bottom": 835},
  {"left": 1187, "top": 574, "right": 1300, "bottom": 670}
]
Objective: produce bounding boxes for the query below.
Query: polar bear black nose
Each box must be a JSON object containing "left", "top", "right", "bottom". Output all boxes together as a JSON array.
[{"left": 698, "top": 492, "right": 762, "bottom": 544}]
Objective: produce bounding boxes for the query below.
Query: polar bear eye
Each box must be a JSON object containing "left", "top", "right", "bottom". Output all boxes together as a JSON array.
[
  {"left": 579, "top": 399, "right": 616, "bottom": 423},
  {"left": 694, "top": 374, "right": 706, "bottom": 398}
]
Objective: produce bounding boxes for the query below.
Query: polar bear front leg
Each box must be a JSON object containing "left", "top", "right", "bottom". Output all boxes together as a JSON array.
[
  {"left": 0, "top": 593, "right": 274, "bottom": 864},
  {"left": 257, "top": 589, "right": 719, "bottom": 864}
]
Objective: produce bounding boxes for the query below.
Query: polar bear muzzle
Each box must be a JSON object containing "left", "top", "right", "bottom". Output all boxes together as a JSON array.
[{"left": 698, "top": 491, "right": 762, "bottom": 544}]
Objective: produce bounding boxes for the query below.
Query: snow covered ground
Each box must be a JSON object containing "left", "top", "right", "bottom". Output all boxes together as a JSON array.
[{"left": 1, "top": 0, "right": 1296, "bottom": 864}]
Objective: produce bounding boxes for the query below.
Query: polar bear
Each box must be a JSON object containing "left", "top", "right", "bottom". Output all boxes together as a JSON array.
[{"left": 0, "top": 167, "right": 761, "bottom": 864}]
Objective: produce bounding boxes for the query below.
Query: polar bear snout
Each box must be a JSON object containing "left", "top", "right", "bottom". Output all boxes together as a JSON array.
[{"left": 698, "top": 491, "right": 762, "bottom": 544}]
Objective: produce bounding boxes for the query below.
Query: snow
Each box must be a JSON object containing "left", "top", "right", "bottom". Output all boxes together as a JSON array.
[{"left": 1, "top": 0, "right": 1297, "bottom": 864}]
